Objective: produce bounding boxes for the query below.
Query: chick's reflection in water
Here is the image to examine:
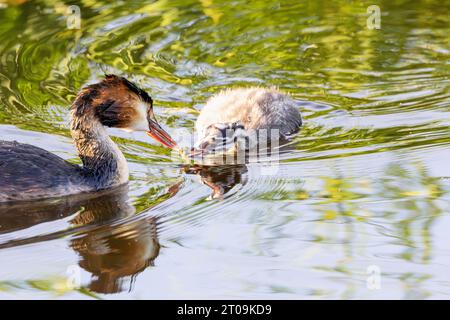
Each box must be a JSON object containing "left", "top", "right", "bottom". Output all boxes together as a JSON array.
[
  {"left": 184, "top": 165, "right": 248, "bottom": 199},
  {"left": 0, "top": 183, "right": 181, "bottom": 294}
]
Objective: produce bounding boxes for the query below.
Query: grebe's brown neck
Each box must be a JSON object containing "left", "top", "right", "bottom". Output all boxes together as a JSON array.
[{"left": 70, "top": 111, "right": 128, "bottom": 189}]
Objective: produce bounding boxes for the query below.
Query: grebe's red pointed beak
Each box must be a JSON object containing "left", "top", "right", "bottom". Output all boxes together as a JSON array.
[{"left": 146, "top": 119, "right": 177, "bottom": 149}]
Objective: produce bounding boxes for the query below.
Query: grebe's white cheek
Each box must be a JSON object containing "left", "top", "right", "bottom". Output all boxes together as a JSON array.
[{"left": 126, "top": 101, "right": 150, "bottom": 132}]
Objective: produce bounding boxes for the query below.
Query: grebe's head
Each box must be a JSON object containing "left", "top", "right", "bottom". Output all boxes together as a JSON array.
[
  {"left": 191, "top": 122, "right": 248, "bottom": 156},
  {"left": 71, "top": 74, "right": 176, "bottom": 148}
]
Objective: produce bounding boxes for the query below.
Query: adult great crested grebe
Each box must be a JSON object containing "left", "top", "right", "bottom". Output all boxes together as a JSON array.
[
  {"left": 0, "top": 75, "right": 176, "bottom": 203},
  {"left": 192, "top": 87, "right": 302, "bottom": 155}
]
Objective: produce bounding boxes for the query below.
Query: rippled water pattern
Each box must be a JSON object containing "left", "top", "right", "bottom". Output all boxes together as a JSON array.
[{"left": 0, "top": 0, "right": 449, "bottom": 299}]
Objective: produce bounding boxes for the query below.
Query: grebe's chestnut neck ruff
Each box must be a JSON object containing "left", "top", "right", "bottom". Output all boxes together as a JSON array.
[{"left": 0, "top": 75, "right": 176, "bottom": 203}]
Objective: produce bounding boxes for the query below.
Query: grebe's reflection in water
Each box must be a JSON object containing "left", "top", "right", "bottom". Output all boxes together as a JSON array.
[
  {"left": 71, "top": 218, "right": 160, "bottom": 294},
  {"left": 0, "top": 184, "right": 181, "bottom": 294},
  {"left": 68, "top": 187, "right": 161, "bottom": 294}
]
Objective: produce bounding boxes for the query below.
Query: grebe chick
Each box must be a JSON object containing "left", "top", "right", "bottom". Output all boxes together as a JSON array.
[
  {"left": 0, "top": 75, "right": 176, "bottom": 203},
  {"left": 192, "top": 87, "right": 302, "bottom": 155}
]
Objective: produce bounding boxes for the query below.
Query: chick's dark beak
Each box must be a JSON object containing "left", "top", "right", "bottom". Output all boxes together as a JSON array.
[
  {"left": 189, "top": 140, "right": 210, "bottom": 157},
  {"left": 146, "top": 118, "right": 177, "bottom": 149}
]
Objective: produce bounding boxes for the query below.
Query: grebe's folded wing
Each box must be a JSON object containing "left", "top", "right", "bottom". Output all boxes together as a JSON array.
[{"left": 0, "top": 140, "right": 87, "bottom": 202}]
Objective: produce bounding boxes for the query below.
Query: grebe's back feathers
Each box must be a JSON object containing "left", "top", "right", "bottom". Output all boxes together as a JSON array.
[{"left": 0, "top": 140, "right": 89, "bottom": 202}]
